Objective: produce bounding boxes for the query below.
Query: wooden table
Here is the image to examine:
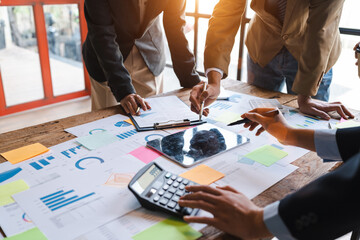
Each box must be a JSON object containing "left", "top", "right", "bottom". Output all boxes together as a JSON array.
[{"left": 0, "top": 79, "right": 343, "bottom": 239}]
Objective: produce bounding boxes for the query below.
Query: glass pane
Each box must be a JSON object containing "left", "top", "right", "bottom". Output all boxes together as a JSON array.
[
  {"left": 330, "top": 34, "right": 360, "bottom": 110},
  {"left": 0, "top": 6, "right": 44, "bottom": 107},
  {"left": 43, "top": 4, "right": 85, "bottom": 96},
  {"left": 186, "top": 0, "right": 195, "bottom": 13},
  {"left": 197, "top": 18, "right": 240, "bottom": 78},
  {"left": 199, "top": 0, "right": 219, "bottom": 14},
  {"left": 339, "top": 0, "right": 360, "bottom": 29}
]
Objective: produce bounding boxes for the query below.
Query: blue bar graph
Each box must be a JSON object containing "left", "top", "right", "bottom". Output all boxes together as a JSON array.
[
  {"left": 116, "top": 129, "right": 137, "bottom": 140},
  {"left": 61, "top": 145, "right": 83, "bottom": 159},
  {"left": 29, "top": 162, "right": 42, "bottom": 170},
  {"left": 209, "top": 102, "right": 232, "bottom": 110},
  {"left": 47, "top": 156, "right": 55, "bottom": 160},
  {"left": 40, "top": 189, "right": 95, "bottom": 211},
  {"left": 39, "top": 159, "right": 50, "bottom": 166}
]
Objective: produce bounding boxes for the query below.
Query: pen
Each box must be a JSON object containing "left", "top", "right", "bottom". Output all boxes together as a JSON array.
[
  {"left": 227, "top": 109, "right": 280, "bottom": 126},
  {"left": 199, "top": 82, "right": 207, "bottom": 121}
]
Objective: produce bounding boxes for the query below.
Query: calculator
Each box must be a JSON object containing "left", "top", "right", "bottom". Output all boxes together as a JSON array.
[{"left": 128, "top": 162, "right": 199, "bottom": 218}]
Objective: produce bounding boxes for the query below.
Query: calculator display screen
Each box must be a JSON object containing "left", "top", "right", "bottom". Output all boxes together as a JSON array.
[{"left": 131, "top": 164, "right": 162, "bottom": 195}]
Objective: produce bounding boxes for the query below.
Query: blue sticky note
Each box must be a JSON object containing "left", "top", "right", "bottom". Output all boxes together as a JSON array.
[{"left": 76, "top": 131, "right": 119, "bottom": 150}]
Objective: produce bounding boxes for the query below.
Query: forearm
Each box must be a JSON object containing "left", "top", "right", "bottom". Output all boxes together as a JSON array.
[{"left": 285, "top": 128, "right": 316, "bottom": 151}]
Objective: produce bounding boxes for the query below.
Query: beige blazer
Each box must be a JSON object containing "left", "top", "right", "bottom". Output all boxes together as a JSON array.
[{"left": 204, "top": 0, "right": 344, "bottom": 96}]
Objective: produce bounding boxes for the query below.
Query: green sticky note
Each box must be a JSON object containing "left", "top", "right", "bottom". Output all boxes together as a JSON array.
[
  {"left": 336, "top": 120, "right": 360, "bottom": 129},
  {"left": 214, "top": 111, "right": 242, "bottom": 124},
  {"left": 4, "top": 227, "right": 47, "bottom": 240},
  {"left": 76, "top": 131, "right": 119, "bottom": 150},
  {"left": 0, "top": 179, "right": 29, "bottom": 206},
  {"left": 245, "top": 145, "right": 288, "bottom": 167},
  {"left": 132, "top": 218, "right": 202, "bottom": 240}
]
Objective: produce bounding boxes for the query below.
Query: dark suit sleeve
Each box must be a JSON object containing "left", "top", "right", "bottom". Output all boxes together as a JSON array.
[
  {"left": 84, "top": 0, "right": 135, "bottom": 101},
  {"left": 336, "top": 127, "right": 360, "bottom": 161},
  {"left": 163, "top": 0, "right": 200, "bottom": 88},
  {"left": 278, "top": 152, "right": 360, "bottom": 240}
]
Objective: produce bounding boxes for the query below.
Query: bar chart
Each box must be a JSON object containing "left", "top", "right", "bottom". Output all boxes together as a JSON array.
[
  {"left": 40, "top": 189, "right": 95, "bottom": 211},
  {"left": 116, "top": 129, "right": 138, "bottom": 140},
  {"left": 61, "top": 145, "right": 84, "bottom": 159},
  {"left": 29, "top": 156, "right": 56, "bottom": 170}
]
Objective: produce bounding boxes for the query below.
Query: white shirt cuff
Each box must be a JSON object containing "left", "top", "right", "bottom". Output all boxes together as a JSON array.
[
  {"left": 205, "top": 68, "right": 224, "bottom": 78},
  {"left": 264, "top": 201, "right": 296, "bottom": 240},
  {"left": 314, "top": 129, "right": 342, "bottom": 161}
]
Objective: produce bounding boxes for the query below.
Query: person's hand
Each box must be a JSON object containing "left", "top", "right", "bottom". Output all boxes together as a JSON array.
[
  {"left": 353, "top": 42, "right": 360, "bottom": 65},
  {"left": 241, "top": 108, "right": 292, "bottom": 144},
  {"left": 178, "top": 185, "right": 272, "bottom": 240},
  {"left": 120, "top": 93, "right": 151, "bottom": 115},
  {"left": 297, "top": 95, "right": 354, "bottom": 120},
  {"left": 189, "top": 71, "right": 221, "bottom": 116}
]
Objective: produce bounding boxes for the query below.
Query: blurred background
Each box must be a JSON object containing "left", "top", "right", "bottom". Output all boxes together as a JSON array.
[{"left": 0, "top": 0, "right": 359, "bottom": 133}]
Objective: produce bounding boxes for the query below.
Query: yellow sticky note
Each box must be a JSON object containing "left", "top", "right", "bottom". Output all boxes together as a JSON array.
[
  {"left": 1, "top": 143, "right": 49, "bottom": 164},
  {"left": 124, "top": 118, "right": 135, "bottom": 126},
  {"left": 336, "top": 120, "right": 360, "bottom": 129},
  {"left": 180, "top": 164, "right": 225, "bottom": 185},
  {"left": 214, "top": 111, "right": 242, "bottom": 124},
  {"left": 4, "top": 227, "right": 47, "bottom": 240},
  {"left": 0, "top": 179, "right": 29, "bottom": 206}
]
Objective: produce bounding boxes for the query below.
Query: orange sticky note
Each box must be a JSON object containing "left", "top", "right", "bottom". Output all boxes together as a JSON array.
[
  {"left": 124, "top": 118, "right": 135, "bottom": 126},
  {"left": 180, "top": 164, "right": 225, "bottom": 185},
  {"left": 1, "top": 143, "right": 49, "bottom": 164}
]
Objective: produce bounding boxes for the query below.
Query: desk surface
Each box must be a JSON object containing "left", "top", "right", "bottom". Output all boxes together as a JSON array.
[{"left": 0, "top": 79, "right": 342, "bottom": 240}]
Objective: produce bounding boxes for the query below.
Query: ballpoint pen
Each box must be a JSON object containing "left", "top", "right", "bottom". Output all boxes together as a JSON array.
[
  {"left": 227, "top": 109, "right": 280, "bottom": 126},
  {"left": 199, "top": 82, "right": 207, "bottom": 121}
]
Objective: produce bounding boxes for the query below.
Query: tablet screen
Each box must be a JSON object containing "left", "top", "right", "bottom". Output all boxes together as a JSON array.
[{"left": 146, "top": 123, "right": 249, "bottom": 167}]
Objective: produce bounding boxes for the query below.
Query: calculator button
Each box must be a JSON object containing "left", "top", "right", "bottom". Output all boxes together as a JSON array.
[
  {"left": 183, "top": 179, "right": 189, "bottom": 185},
  {"left": 171, "top": 175, "right": 177, "bottom": 180},
  {"left": 153, "top": 196, "right": 160, "bottom": 202},
  {"left": 173, "top": 182, "right": 179, "bottom": 188},
  {"left": 167, "top": 201, "right": 177, "bottom": 209},
  {"left": 168, "top": 187, "right": 177, "bottom": 194},
  {"left": 160, "top": 198, "right": 169, "bottom": 205},
  {"left": 158, "top": 190, "right": 165, "bottom": 196},
  {"left": 163, "top": 185, "right": 169, "bottom": 190},
  {"left": 176, "top": 177, "right": 183, "bottom": 183},
  {"left": 176, "top": 190, "right": 184, "bottom": 196},
  {"left": 172, "top": 196, "right": 180, "bottom": 202},
  {"left": 182, "top": 207, "right": 193, "bottom": 215},
  {"left": 165, "top": 172, "right": 172, "bottom": 178},
  {"left": 166, "top": 179, "right": 173, "bottom": 185},
  {"left": 164, "top": 192, "right": 173, "bottom": 199},
  {"left": 179, "top": 184, "right": 185, "bottom": 190},
  {"left": 175, "top": 204, "right": 182, "bottom": 212}
]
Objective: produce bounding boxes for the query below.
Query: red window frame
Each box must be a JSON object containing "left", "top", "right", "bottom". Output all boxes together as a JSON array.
[{"left": 0, "top": 0, "right": 89, "bottom": 117}]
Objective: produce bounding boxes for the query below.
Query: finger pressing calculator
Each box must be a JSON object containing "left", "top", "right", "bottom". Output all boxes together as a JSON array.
[{"left": 128, "top": 162, "right": 199, "bottom": 218}]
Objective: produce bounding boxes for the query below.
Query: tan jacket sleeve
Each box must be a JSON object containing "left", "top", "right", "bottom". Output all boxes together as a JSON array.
[
  {"left": 292, "top": 0, "right": 344, "bottom": 96},
  {"left": 204, "top": 0, "right": 246, "bottom": 78}
]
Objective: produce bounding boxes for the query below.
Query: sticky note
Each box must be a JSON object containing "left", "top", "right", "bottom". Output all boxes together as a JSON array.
[
  {"left": 129, "top": 146, "right": 162, "bottom": 164},
  {"left": 245, "top": 145, "right": 288, "bottom": 167},
  {"left": 124, "top": 118, "right": 135, "bottom": 126},
  {"left": 335, "top": 120, "right": 360, "bottom": 129},
  {"left": 132, "top": 218, "right": 202, "bottom": 240},
  {"left": 4, "top": 227, "right": 47, "bottom": 240},
  {"left": 1, "top": 143, "right": 49, "bottom": 164},
  {"left": 76, "top": 131, "right": 119, "bottom": 150},
  {"left": 214, "top": 111, "right": 242, "bottom": 125},
  {"left": 180, "top": 164, "right": 225, "bottom": 185},
  {"left": 104, "top": 173, "right": 134, "bottom": 189},
  {"left": 0, "top": 179, "right": 29, "bottom": 206}
]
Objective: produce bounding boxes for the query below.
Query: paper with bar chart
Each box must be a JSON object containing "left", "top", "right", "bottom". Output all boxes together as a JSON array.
[{"left": 12, "top": 166, "right": 141, "bottom": 240}]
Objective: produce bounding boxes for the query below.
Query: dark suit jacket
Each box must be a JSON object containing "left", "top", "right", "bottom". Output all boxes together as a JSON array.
[
  {"left": 82, "top": 0, "right": 200, "bottom": 101},
  {"left": 279, "top": 127, "right": 360, "bottom": 239}
]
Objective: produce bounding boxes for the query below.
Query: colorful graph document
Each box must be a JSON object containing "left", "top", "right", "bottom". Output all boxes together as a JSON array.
[{"left": 12, "top": 158, "right": 143, "bottom": 240}]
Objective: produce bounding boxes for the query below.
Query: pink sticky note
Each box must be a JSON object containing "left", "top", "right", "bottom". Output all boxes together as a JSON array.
[{"left": 129, "top": 146, "right": 162, "bottom": 164}]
